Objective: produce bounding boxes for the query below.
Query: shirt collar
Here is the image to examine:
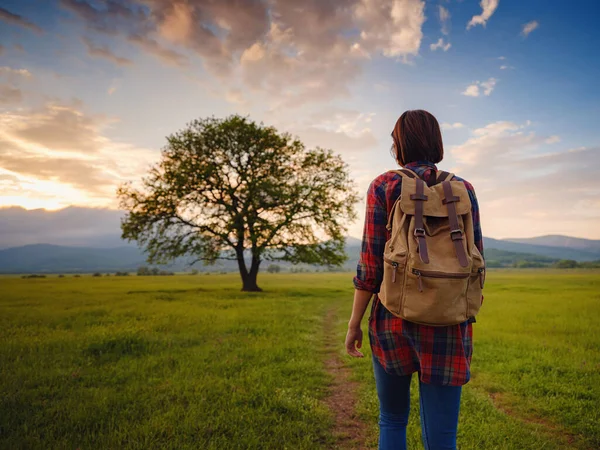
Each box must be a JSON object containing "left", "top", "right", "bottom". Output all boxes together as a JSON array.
[{"left": 404, "top": 160, "right": 438, "bottom": 170}]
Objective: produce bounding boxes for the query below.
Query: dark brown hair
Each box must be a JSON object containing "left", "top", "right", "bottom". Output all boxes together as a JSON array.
[{"left": 391, "top": 110, "right": 444, "bottom": 166}]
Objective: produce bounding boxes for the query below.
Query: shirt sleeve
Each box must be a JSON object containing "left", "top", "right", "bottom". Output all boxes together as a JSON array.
[{"left": 353, "top": 178, "right": 388, "bottom": 293}]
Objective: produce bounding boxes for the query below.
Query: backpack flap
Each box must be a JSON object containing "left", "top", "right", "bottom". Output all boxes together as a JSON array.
[{"left": 399, "top": 178, "right": 471, "bottom": 217}]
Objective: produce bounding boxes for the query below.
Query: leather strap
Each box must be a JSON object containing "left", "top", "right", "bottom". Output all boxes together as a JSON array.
[
  {"left": 437, "top": 171, "right": 451, "bottom": 182},
  {"left": 410, "top": 178, "right": 429, "bottom": 264},
  {"left": 442, "top": 181, "right": 469, "bottom": 267},
  {"left": 398, "top": 169, "right": 416, "bottom": 178},
  {"left": 385, "top": 169, "right": 417, "bottom": 231},
  {"left": 426, "top": 170, "right": 437, "bottom": 187}
]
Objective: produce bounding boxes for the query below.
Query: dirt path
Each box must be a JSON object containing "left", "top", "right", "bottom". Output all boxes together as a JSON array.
[
  {"left": 487, "top": 392, "right": 586, "bottom": 449},
  {"left": 323, "top": 306, "right": 371, "bottom": 450}
]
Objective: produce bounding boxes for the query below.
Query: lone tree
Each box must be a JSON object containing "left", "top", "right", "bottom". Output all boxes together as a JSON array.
[{"left": 118, "top": 115, "right": 358, "bottom": 291}]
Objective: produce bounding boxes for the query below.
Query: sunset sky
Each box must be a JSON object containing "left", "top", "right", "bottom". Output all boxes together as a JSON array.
[{"left": 0, "top": 0, "right": 599, "bottom": 240}]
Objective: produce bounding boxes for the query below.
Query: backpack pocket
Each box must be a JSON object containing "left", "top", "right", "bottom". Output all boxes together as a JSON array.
[
  {"left": 466, "top": 249, "right": 485, "bottom": 319},
  {"left": 379, "top": 254, "right": 407, "bottom": 316},
  {"left": 403, "top": 268, "right": 470, "bottom": 325}
]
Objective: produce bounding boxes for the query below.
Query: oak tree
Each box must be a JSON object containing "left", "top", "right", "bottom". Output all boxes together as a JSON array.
[{"left": 118, "top": 115, "right": 358, "bottom": 291}]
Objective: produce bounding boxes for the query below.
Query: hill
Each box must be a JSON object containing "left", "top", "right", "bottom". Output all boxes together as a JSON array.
[
  {"left": 483, "top": 237, "right": 600, "bottom": 262},
  {"left": 0, "top": 244, "right": 147, "bottom": 274},
  {"left": 506, "top": 235, "right": 600, "bottom": 252},
  {"left": 2, "top": 237, "right": 599, "bottom": 274}
]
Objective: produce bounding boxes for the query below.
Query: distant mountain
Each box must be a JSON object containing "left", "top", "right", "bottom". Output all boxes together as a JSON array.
[
  {"left": 2, "top": 206, "right": 599, "bottom": 272},
  {"left": 345, "top": 236, "right": 362, "bottom": 247},
  {"left": 3, "top": 234, "right": 598, "bottom": 274},
  {"left": 506, "top": 235, "right": 600, "bottom": 252},
  {"left": 0, "top": 206, "right": 128, "bottom": 249},
  {"left": 0, "top": 244, "right": 147, "bottom": 273},
  {"left": 0, "top": 244, "right": 258, "bottom": 274},
  {"left": 0, "top": 240, "right": 363, "bottom": 274},
  {"left": 483, "top": 237, "right": 600, "bottom": 262},
  {"left": 483, "top": 248, "right": 558, "bottom": 267}
]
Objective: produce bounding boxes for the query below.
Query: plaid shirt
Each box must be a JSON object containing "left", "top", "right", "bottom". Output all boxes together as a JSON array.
[{"left": 353, "top": 161, "right": 484, "bottom": 386}]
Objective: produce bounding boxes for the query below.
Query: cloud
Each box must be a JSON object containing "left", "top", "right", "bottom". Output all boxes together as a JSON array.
[
  {"left": 439, "top": 5, "right": 450, "bottom": 35},
  {"left": 107, "top": 81, "right": 118, "bottom": 95},
  {"left": 356, "top": 0, "right": 426, "bottom": 60},
  {"left": 466, "top": 0, "right": 499, "bottom": 29},
  {"left": 0, "top": 6, "right": 43, "bottom": 34},
  {"left": 127, "top": 34, "right": 188, "bottom": 67},
  {"left": 82, "top": 37, "right": 133, "bottom": 66},
  {"left": 497, "top": 57, "right": 514, "bottom": 70},
  {"left": 0, "top": 146, "right": 111, "bottom": 193},
  {"left": 239, "top": 27, "right": 362, "bottom": 107},
  {"left": 0, "top": 102, "right": 157, "bottom": 208},
  {"left": 545, "top": 135, "right": 560, "bottom": 144},
  {"left": 59, "top": 0, "right": 428, "bottom": 106},
  {"left": 294, "top": 127, "right": 378, "bottom": 154},
  {"left": 240, "top": 0, "right": 426, "bottom": 106},
  {"left": 430, "top": 38, "right": 451, "bottom": 52},
  {"left": 225, "top": 88, "right": 246, "bottom": 105},
  {"left": 153, "top": 0, "right": 268, "bottom": 75},
  {"left": 521, "top": 20, "right": 539, "bottom": 37},
  {"left": 3, "top": 104, "right": 106, "bottom": 153},
  {"left": 0, "top": 66, "right": 32, "bottom": 105},
  {"left": 0, "top": 206, "right": 126, "bottom": 248},
  {"left": 480, "top": 78, "right": 497, "bottom": 95},
  {"left": 0, "top": 84, "right": 23, "bottom": 105},
  {"left": 60, "top": 0, "right": 146, "bottom": 36},
  {"left": 441, "top": 122, "right": 465, "bottom": 130},
  {"left": 462, "top": 78, "right": 497, "bottom": 97},
  {"left": 450, "top": 122, "right": 600, "bottom": 238},
  {"left": 451, "top": 121, "right": 542, "bottom": 166},
  {"left": 268, "top": 108, "right": 378, "bottom": 155},
  {"left": 0, "top": 67, "right": 32, "bottom": 78},
  {"left": 462, "top": 84, "right": 480, "bottom": 97}
]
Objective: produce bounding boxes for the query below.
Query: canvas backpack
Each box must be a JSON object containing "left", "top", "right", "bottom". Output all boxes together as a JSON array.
[{"left": 378, "top": 168, "right": 485, "bottom": 326}]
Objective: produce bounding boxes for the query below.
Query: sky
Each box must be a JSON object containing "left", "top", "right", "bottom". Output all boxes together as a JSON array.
[{"left": 0, "top": 0, "right": 599, "bottom": 241}]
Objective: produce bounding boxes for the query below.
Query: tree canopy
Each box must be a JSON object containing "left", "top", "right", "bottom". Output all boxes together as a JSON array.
[{"left": 118, "top": 115, "right": 358, "bottom": 291}]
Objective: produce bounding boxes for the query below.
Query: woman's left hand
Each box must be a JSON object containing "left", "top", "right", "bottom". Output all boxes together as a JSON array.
[{"left": 345, "top": 326, "right": 364, "bottom": 358}]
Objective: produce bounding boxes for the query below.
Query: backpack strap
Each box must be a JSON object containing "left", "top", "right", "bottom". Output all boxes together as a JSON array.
[
  {"left": 394, "top": 168, "right": 454, "bottom": 186},
  {"left": 410, "top": 178, "right": 429, "bottom": 264},
  {"left": 389, "top": 169, "right": 416, "bottom": 178},
  {"left": 426, "top": 170, "right": 437, "bottom": 187},
  {"left": 442, "top": 181, "right": 469, "bottom": 267},
  {"left": 399, "top": 167, "right": 437, "bottom": 186},
  {"left": 385, "top": 170, "right": 415, "bottom": 231},
  {"left": 436, "top": 171, "right": 454, "bottom": 182}
]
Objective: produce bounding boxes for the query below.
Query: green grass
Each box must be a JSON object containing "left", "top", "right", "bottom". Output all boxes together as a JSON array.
[
  {"left": 341, "top": 270, "right": 600, "bottom": 449},
  {"left": 1, "top": 270, "right": 599, "bottom": 449}
]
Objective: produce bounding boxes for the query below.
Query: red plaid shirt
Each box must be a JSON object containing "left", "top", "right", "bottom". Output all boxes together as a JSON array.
[{"left": 353, "top": 161, "right": 484, "bottom": 386}]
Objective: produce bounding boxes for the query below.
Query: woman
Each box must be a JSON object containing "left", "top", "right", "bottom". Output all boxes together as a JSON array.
[{"left": 345, "top": 110, "right": 484, "bottom": 450}]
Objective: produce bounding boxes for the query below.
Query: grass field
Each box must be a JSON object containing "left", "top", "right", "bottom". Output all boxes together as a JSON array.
[{"left": 1, "top": 270, "right": 599, "bottom": 449}]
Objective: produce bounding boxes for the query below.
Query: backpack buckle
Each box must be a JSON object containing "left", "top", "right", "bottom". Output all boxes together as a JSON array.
[
  {"left": 450, "top": 229, "right": 464, "bottom": 241},
  {"left": 414, "top": 228, "right": 426, "bottom": 237}
]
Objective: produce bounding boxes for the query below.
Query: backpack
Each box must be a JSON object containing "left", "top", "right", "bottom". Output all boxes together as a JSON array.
[{"left": 378, "top": 168, "right": 485, "bottom": 326}]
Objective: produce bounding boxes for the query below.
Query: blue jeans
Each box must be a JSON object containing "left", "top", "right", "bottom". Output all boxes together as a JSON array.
[{"left": 373, "top": 357, "right": 462, "bottom": 450}]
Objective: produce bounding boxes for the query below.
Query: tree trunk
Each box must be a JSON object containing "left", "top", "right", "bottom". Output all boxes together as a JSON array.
[
  {"left": 237, "top": 250, "right": 262, "bottom": 292},
  {"left": 241, "top": 270, "right": 262, "bottom": 292},
  {"left": 241, "top": 254, "right": 262, "bottom": 292}
]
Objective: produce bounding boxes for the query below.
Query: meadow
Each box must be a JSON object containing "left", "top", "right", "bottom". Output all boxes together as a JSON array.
[{"left": 1, "top": 270, "right": 599, "bottom": 449}]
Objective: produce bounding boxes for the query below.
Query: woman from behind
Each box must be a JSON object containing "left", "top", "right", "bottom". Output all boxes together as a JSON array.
[{"left": 345, "top": 110, "right": 484, "bottom": 450}]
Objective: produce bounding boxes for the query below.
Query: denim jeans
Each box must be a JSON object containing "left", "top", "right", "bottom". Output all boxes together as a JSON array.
[{"left": 372, "top": 356, "right": 462, "bottom": 450}]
